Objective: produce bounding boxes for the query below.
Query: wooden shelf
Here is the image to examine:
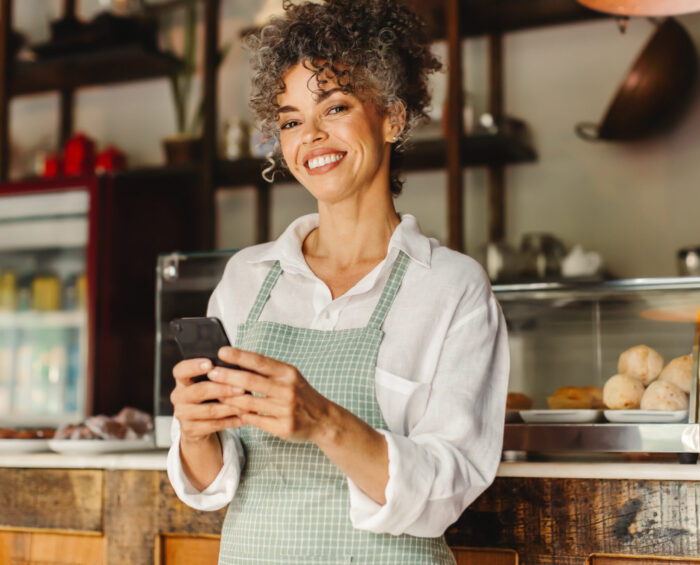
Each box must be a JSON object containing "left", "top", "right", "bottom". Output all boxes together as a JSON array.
[
  {"left": 404, "top": 132, "right": 536, "bottom": 170},
  {"left": 9, "top": 45, "right": 182, "bottom": 96},
  {"left": 215, "top": 131, "right": 536, "bottom": 188},
  {"left": 411, "top": 0, "right": 608, "bottom": 40}
]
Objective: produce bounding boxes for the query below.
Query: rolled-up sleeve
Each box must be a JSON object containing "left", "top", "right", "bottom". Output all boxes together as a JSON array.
[
  {"left": 165, "top": 276, "right": 246, "bottom": 511},
  {"left": 166, "top": 419, "right": 245, "bottom": 511},
  {"left": 346, "top": 293, "right": 509, "bottom": 536}
]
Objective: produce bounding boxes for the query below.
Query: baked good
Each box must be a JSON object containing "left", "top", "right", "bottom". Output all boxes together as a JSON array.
[
  {"left": 658, "top": 354, "right": 692, "bottom": 394},
  {"left": 603, "top": 374, "right": 645, "bottom": 409},
  {"left": 640, "top": 380, "right": 689, "bottom": 411},
  {"left": 506, "top": 392, "right": 533, "bottom": 410},
  {"left": 617, "top": 345, "right": 664, "bottom": 385},
  {"left": 581, "top": 386, "right": 604, "bottom": 409},
  {"left": 547, "top": 386, "right": 594, "bottom": 409}
]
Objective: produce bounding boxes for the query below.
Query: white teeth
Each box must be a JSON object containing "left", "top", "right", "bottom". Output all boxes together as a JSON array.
[{"left": 307, "top": 153, "right": 343, "bottom": 170}]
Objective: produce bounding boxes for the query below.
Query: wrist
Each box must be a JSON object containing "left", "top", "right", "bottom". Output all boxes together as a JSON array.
[{"left": 312, "top": 402, "right": 344, "bottom": 450}]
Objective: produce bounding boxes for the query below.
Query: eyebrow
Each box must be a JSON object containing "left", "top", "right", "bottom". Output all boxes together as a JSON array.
[{"left": 277, "top": 88, "right": 345, "bottom": 115}]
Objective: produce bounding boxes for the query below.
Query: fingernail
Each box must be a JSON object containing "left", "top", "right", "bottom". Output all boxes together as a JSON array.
[
  {"left": 210, "top": 369, "right": 219, "bottom": 379},
  {"left": 232, "top": 387, "right": 244, "bottom": 394},
  {"left": 200, "top": 361, "right": 211, "bottom": 370}
]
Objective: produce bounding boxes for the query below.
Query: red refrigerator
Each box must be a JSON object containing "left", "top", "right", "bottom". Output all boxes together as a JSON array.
[{"left": 0, "top": 170, "right": 197, "bottom": 426}]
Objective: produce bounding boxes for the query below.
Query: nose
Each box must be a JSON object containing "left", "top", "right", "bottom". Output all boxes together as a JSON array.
[{"left": 300, "top": 118, "right": 327, "bottom": 144}]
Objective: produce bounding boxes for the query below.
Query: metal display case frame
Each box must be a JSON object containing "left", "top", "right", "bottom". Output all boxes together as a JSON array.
[{"left": 495, "top": 277, "right": 700, "bottom": 463}]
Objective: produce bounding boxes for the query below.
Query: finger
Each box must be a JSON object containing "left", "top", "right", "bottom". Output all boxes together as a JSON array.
[
  {"left": 176, "top": 401, "right": 246, "bottom": 421},
  {"left": 173, "top": 358, "right": 213, "bottom": 382},
  {"left": 239, "top": 413, "right": 286, "bottom": 438},
  {"left": 225, "top": 393, "right": 286, "bottom": 416},
  {"left": 218, "top": 347, "right": 286, "bottom": 379},
  {"left": 209, "top": 367, "right": 277, "bottom": 396},
  {"left": 176, "top": 380, "right": 246, "bottom": 404},
  {"left": 181, "top": 416, "right": 245, "bottom": 439}
]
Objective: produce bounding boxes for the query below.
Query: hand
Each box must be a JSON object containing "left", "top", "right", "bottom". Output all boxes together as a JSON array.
[
  {"left": 170, "top": 358, "right": 249, "bottom": 443},
  {"left": 209, "top": 347, "right": 333, "bottom": 443}
]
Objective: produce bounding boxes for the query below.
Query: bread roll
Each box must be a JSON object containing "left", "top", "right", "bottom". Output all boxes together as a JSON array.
[
  {"left": 658, "top": 354, "right": 692, "bottom": 394},
  {"left": 618, "top": 345, "right": 664, "bottom": 385},
  {"left": 506, "top": 392, "right": 533, "bottom": 410},
  {"left": 547, "top": 386, "right": 593, "bottom": 409},
  {"left": 603, "top": 374, "right": 645, "bottom": 409},
  {"left": 640, "top": 380, "right": 689, "bottom": 411}
]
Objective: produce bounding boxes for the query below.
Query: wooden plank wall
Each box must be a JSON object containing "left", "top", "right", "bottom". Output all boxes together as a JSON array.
[
  {"left": 0, "top": 530, "right": 104, "bottom": 565},
  {"left": 446, "top": 477, "right": 700, "bottom": 565},
  {"left": 2, "top": 469, "right": 700, "bottom": 564}
]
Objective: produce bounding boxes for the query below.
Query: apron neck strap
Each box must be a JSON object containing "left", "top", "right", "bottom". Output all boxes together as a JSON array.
[
  {"left": 366, "top": 250, "right": 410, "bottom": 330},
  {"left": 245, "top": 251, "right": 411, "bottom": 328},
  {"left": 246, "top": 261, "right": 283, "bottom": 323}
]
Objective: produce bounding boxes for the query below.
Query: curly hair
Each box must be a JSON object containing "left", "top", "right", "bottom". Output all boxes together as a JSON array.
[{"left": 245, "top": 0, "right": 442, "bottom": 195}]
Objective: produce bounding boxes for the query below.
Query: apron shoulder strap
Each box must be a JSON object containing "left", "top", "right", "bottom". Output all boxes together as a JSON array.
[
  {"left": 246, "top": 261, "right": 283, "bottom": 323},
  {"left": 367, "top": 250, "right": 411, "bottom": 330}
]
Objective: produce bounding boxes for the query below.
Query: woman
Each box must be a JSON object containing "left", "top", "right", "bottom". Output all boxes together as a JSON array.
[{"left": 167, "top": 1, "right": 509, "bottom": 563}]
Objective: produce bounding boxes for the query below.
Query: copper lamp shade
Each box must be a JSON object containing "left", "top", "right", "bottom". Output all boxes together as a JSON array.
[{"left": 578, "top": 0, "right": 700, "bottom": 16}]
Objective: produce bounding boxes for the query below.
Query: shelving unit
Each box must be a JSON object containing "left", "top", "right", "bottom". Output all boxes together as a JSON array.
[
  {"left": 0, "top": 0, "right": 607, "bottom": 252},
  {"left": 0, "top": 0, "right": 183, "bottom": 181},
  {"left": 0, "top": 310, "right": 86, "bottom": 329}
]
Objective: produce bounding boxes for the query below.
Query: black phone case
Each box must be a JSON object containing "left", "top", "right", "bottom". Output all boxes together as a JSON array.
[{"left": 169, "top": 317, "right": 239, "bottom": 372}]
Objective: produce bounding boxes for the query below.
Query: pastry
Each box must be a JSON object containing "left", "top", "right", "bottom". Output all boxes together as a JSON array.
[
  {"left": 658, "top": 354, "right": 692, "bottom": 394},
  {"left": 547, "top": 386, "right": 594, "bottom": 409},
  {"left": 617, "top": 345, "right": 664, "bottom": 385},
  {"left": 506, "top": 392, "right": 533, "bottom": 410},
  {"left": 640, "top": 380, "right": 689, "bottom": 411},
  {"left": 603, "top": 374, "right": 645, "bottom": 409}
]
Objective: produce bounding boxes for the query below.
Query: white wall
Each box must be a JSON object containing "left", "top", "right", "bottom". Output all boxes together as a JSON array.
[{"left": 8, "top": 2, "right": 700, "bottom": 277}]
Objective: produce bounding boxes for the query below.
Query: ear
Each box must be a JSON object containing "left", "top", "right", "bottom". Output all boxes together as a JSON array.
[{"left": 384, "top": 101, "right": 407, "bottom": 143}]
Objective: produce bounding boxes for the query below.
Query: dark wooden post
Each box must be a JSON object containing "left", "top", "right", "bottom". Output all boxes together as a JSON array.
[
  {"left": 488, "top": 33, "right": 505, "bottom": 243},
  {"left": 200, "top": 0, "right": 219, "bottom": 250},
  {"left": 58, "top": 0, "right": 77, "bottom": 151},
  {"left": 446, "top": 0, "right": 464, "bottom": 251},
  {"left": 255, "top": 181, "right": 270, "bottom": 244},
  {"left": 0, "top": 0, "right": 12, "bottom": 182}
]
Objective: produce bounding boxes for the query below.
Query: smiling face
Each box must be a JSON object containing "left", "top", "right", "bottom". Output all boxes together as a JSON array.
[{"left": 276, "top": 62, "right": 396, "bottom": 206}]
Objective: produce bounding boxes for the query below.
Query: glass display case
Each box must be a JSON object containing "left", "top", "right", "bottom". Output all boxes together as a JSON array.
[
  {"left": 154, "top": 250, "right": 235, "bottom": 447},
  {"left": 495, "top": 278, "right": 700, "bottom": 463}
]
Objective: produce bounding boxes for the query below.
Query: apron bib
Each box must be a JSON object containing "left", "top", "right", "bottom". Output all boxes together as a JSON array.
[{"left": 218, "top": 251, "right": 455, "bottom": 564}]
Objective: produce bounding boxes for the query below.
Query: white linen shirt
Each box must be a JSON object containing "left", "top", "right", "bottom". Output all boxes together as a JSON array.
[{"left": 167, "top": 213, "right": 510, "bottom": 537}]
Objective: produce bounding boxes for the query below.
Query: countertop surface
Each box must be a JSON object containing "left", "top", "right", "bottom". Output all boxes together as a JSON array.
[{"left": 1, "top": 450, "right": 700, "bottom": 479}]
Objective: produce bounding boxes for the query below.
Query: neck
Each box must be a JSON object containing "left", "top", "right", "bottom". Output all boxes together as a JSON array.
[{"left": 303, "top": 191, "right": 400, "bottom": 270}]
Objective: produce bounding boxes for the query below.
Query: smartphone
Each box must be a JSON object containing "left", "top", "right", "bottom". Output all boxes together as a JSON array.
[{"left": 170, "top": 316, "right": 240, "bottom": 374}]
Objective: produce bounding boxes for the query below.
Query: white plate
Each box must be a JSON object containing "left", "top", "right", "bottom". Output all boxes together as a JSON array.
[
  {"left": 603, "top": 410, "right": 689, "bottom": 423},
  {"left": 519, "top": 409, "right": 603, "bottom": 423},
  {"left": 505, "top": 410, "right": 522, "bottom": 423},
  {"left": 0, "top": 438, "right": 50, "bottom": 454},
  {"left": 48, "top": 438, "right": 155, "bottom": 455}
]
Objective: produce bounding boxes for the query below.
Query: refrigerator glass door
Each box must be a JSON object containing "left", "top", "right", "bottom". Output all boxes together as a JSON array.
[{"left": 0, "top": 190, "right": 90, "bottom": 426}]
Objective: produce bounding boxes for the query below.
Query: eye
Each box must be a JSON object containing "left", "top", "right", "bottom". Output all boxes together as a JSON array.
[
  {"left": 328, "top": 105, "right": 348, "bottom": 115},
  {"left": 280, "top": 120, "right": 300, "bottom": 130}
]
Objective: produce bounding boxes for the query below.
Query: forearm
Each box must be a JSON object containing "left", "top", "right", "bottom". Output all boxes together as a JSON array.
[
  {"left": 314, "top": 402, "right": 389, "bottom": 505},
  {"left": 180, "top": 432, "right": 224, "bottom": 491}
]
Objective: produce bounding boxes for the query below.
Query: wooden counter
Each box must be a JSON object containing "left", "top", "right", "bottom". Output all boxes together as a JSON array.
[{"left": 1, "top": 453, "right": 699, "bottom": 564}]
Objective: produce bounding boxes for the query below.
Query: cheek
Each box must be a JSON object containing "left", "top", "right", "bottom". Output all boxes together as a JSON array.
[{"left": 278, "top": 136, "right": 297, "bottom": 166}]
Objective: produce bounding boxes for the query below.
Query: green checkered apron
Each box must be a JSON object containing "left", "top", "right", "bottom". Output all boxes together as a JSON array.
[{"left": 218, "top": 251, "right": 455, "bottom": 564}]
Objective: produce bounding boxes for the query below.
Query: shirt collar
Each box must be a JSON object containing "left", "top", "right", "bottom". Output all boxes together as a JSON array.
[{"left": 247, "top": 212, "right": 432, "bottom": 271}]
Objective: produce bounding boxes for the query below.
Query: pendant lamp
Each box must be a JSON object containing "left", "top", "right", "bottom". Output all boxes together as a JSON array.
[{"left": 577, "top": 0, "right": 700, "bottom": 16}]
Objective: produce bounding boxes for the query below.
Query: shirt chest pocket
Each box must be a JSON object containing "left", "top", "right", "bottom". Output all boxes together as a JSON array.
[{"left": 374, "top": 367, "right": 431, "bottom": 436}]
